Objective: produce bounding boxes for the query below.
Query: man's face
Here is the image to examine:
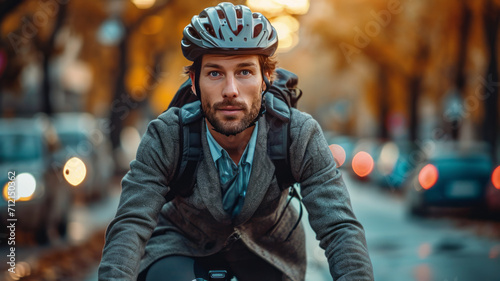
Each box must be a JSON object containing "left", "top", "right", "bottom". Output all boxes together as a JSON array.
[{"left": 192, "top": 54, "right": 265, "bottom": 136}]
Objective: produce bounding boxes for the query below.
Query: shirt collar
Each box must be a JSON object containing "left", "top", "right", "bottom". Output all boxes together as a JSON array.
[{"left": 206, "top": 122, "right": 259, "bottom": 166}]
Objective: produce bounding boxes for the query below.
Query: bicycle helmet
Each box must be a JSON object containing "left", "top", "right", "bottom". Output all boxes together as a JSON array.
[{"left": 181, "top": 2, "right": 278, "bottom": 61}]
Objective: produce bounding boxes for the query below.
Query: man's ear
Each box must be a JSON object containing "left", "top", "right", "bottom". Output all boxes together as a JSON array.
[{"left": 189, "top": 71, "right": 196, "bottom": 95}]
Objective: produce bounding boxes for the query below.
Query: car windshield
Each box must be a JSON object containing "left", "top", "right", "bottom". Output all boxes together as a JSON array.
[
  {"left": 0, "top": 134, "right": 43, "bottom": 163},
  {"left": 58, "top": 132, "right": 87, "bottom": 148}
]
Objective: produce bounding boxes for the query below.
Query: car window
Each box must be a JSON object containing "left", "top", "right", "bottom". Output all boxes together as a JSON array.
[
  {"left": 58, "top": 132, "right": 87, "bottom": 148},
  {"left": 0, "top": 134, "right": 43, "bottom": 163}
]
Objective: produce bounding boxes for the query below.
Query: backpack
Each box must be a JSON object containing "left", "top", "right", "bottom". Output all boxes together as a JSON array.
[{"left": 167, "top": 68, "right": 303, "bottom": 239}]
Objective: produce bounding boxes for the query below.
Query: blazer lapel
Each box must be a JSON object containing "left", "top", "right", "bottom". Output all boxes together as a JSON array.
[
  {"left": 233, "top": 117, "right": 275, "bottom": 226},
  {"left": 197, "top": 120, "right": 232, "bottom": 224}
]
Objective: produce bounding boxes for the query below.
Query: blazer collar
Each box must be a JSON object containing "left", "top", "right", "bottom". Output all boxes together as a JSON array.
[
  {"left": 233, "top": 117, "right": 274, "bottom": 226},
  {"left": 196, "top": 117, "right": 274, "bottom": 226}
]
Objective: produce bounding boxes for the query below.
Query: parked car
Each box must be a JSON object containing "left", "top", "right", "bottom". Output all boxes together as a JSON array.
[
  {"left": 404, "top": 142, "right": 495, "bottom": 216},
  {"left": 0, "top": 118, "right": 71, "bottom": 243},
  {"left": 51, "top": 113, "right": 114, "bottom": 201},
  {"left": 370, "top": 141, "right": 416, "bottom": 190}
]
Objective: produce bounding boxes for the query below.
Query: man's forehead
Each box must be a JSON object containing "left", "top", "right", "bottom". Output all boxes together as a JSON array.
[{"left": 201, "top": 54, "right": 259, "bottom": 68}]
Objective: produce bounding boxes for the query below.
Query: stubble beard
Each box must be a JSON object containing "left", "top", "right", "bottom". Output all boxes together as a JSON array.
[{"left": 203, "top": 97, "right": 261, "bottom": 136}]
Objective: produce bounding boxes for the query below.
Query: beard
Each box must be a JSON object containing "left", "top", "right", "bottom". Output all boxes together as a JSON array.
[{"left": 202, "top": 97, "right": 261, "bottom": 136}]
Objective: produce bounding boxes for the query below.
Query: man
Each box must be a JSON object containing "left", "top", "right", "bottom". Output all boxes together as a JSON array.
[{"left": 98, "top": 2, "right": 373, "bottom": 281}]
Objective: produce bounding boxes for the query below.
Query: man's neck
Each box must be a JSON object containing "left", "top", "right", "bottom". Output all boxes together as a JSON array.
[{"left": 206, "top": 119, "right": 255, "bottom": 164}]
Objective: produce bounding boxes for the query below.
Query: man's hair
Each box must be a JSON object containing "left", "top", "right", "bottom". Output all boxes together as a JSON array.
[{"left": 184, "top": 54, "right": 278, "bottom": 81}]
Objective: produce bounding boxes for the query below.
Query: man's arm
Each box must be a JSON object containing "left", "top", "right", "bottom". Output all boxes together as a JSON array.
[
  {"left": 290, "top": 111, "right": 374, "bottom": 281},
  {"left": 98, "top": 110, "right": 180, "bottom": 280}
]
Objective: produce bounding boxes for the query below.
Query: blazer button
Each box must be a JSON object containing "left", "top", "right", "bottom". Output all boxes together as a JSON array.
[{"left": 205, "top": 241, "right": 215, "bottom": 250}]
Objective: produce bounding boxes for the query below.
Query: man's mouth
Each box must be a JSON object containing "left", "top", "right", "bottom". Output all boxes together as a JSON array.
[{"left": 218, "top": 107, "right": 243, "bottom": 115}]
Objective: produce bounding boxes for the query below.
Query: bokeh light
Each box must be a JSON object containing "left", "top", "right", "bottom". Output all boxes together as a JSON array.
[
  {"left": 489, "top": 245, "right": 500, "bottom": 259},
  {"left": 329, "top": 144, "right": 346, "bottom": 167},
  {"left": 413, "top": 264, "right": 432, "bottom": 281},
  {"left": 97, "top": 18, "right": 125, "bottom": 46},
  {"left": 352, "top": 151, "right": 374, "bottom": 177},
  {"left": 120, "top": 126, "right": 141, "bottom": 161},
  {"left": 246, "top": 0, "right": 285, "bottom": 15},
  {"left": 377, "top": 142, "right": 399, "bottom": 175},
  {"left": 16, "top": 173, "right": 37, "bottom": 201},
  {"left": 418, "top": 243, "right": 432, "bottom": 259},
  {"left": 247, "top": 0, "right": 310, "bottom": 15},
  {"left": 9, "top": 261, "right": 31, "bottom": 280},
  {"left": 3, "top": 173, "right": 37, "bottom": 202},
  {"left": 418, "top": 164, "right": 438, "bottom": 190},
  {"left": 274, "top": 0, "right": 310, "bottom": 14},
  {"left": 271, "top": 15, "right": 300, "bottom": 51},
  {"left": 132, "top": 0, "right": 156, "bottom": 9},
  {"left": 492, "top": 165, "right": 500, "bottom": 190},
  {"left": 63, "top": 157, "right": 87, "bottom": 186}
]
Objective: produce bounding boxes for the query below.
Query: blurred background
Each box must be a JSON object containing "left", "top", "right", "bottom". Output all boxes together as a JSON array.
[{"left": 0, "top": 0, "right": 499, "bottom": 280}]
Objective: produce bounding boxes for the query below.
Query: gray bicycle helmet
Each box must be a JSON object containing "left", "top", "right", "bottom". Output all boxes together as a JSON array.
[{"left": 181, "top": 2, "right": 278, "bottom": 61}]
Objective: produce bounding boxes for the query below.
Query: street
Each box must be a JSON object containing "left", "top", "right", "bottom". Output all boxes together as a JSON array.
[
  {"left": 345, "top": 173, "right": 500, "bottom": 281},
  {"left": 82, "top": 171, "right": 500, "bottom": 281},
  {"left": 2, "top": 172, "right": 499, "bottom": 281}
]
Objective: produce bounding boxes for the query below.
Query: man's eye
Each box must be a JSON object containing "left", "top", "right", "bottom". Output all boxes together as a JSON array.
[
  {"left": 240, "top": 70, "right": 251, "bottom": 76},
  {"left": 209, "top": 71, "right": 220, "bottom": 77}
]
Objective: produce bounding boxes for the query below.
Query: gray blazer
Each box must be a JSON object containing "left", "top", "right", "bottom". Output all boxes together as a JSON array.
[{"left": 98, "top": 107, "right": 374, "bottom": 281}]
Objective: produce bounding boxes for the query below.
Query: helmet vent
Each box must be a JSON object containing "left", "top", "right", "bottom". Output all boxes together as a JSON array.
[
  {"left": 268, "top": 29, "right": 274, "bottom": 40},
  {"left": 217, "top": 9, "right": 225, "bottom": 19},
  {"left": 204, "top": 24, "right": 216, "bottom": 37},
  {"left": 188, "top": 27, "right": 201, "bottom": 39},
  {"left": 253, "top": 24, "right": 262, "bottom": 38},
  {"left": 235, "top": 7, "right": 243, "bottom": 18}
]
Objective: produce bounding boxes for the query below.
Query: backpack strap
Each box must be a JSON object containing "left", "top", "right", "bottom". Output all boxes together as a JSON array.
[
  {"left": 166, "top": 100, "right": 203, "bottom": 201},
  {"left": 264, "top": 93, "right": 296, "bottom": 190},
  {"left": 167, "top": 93, "right": 296, "bottom": 200}
]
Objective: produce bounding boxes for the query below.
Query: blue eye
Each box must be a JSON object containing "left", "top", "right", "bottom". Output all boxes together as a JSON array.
[
  {"left": 209, "top": 71, "right": 220, "bottom": 77},
  {"left": 240, "top": 70, "right": 250, "bottom": 76}
]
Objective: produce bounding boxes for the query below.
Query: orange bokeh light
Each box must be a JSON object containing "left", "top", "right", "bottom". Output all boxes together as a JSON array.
[
  {"left": 352, "top": 151, "right": 374, "bottom": 177},
  {"left": 418, "top": 164, "right": 438, "bottom": 190},
  {"left": 492, "top": 166, "right": 500, "bottom": 190},
  {"left": 329, "top": 144, "right": 346, "bottom": 167}
]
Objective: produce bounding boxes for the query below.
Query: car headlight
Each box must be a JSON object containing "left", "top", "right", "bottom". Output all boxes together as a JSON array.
[
  {"left": 63, "top": 157, "right": 87, "bottom": 186},
  {"left": 2, "top": 173, "right": 37, "bottom": 202}
]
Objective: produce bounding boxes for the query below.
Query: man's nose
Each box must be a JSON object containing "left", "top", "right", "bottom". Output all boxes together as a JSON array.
[{"left": 222, "top": 75, "right": 238, "bottom": 98}]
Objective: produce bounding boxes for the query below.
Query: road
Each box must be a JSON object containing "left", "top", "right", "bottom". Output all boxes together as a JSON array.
[
  {"left": 2, "top": 173, "right": 499, "bottom": 280},
  {"left": 344, "top": 173, "right": 500, "bottom": 281},
  {"left": 291, "top": 171, "right": 500, "bottom": 281}
]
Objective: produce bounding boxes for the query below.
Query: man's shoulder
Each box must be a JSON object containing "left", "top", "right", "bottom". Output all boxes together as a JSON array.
[
  {"left": 142, "top": 107, "right": 182, "bottom": 143},
  {"left": 289, "top": 108, "right": 316, "bottom": 130},
  {"left": 157, "top": 107, "right": 182, "bottom": 126}
]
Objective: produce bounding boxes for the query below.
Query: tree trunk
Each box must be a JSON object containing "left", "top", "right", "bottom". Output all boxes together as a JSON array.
[
  {"left": 378, "top": 68, "right": 389, "bottom": 140},
  {"left": 483, "top": 0, "right": 499, "bottom": 163},
  {"left": 109, "top": 1, "right": 171, "bottom": 151},
  {"left": 41, "top": 2, "right": 67, "bottom": 116},
  {"left": 450, "top": 0, "right": 472, "bottom": 140}
]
